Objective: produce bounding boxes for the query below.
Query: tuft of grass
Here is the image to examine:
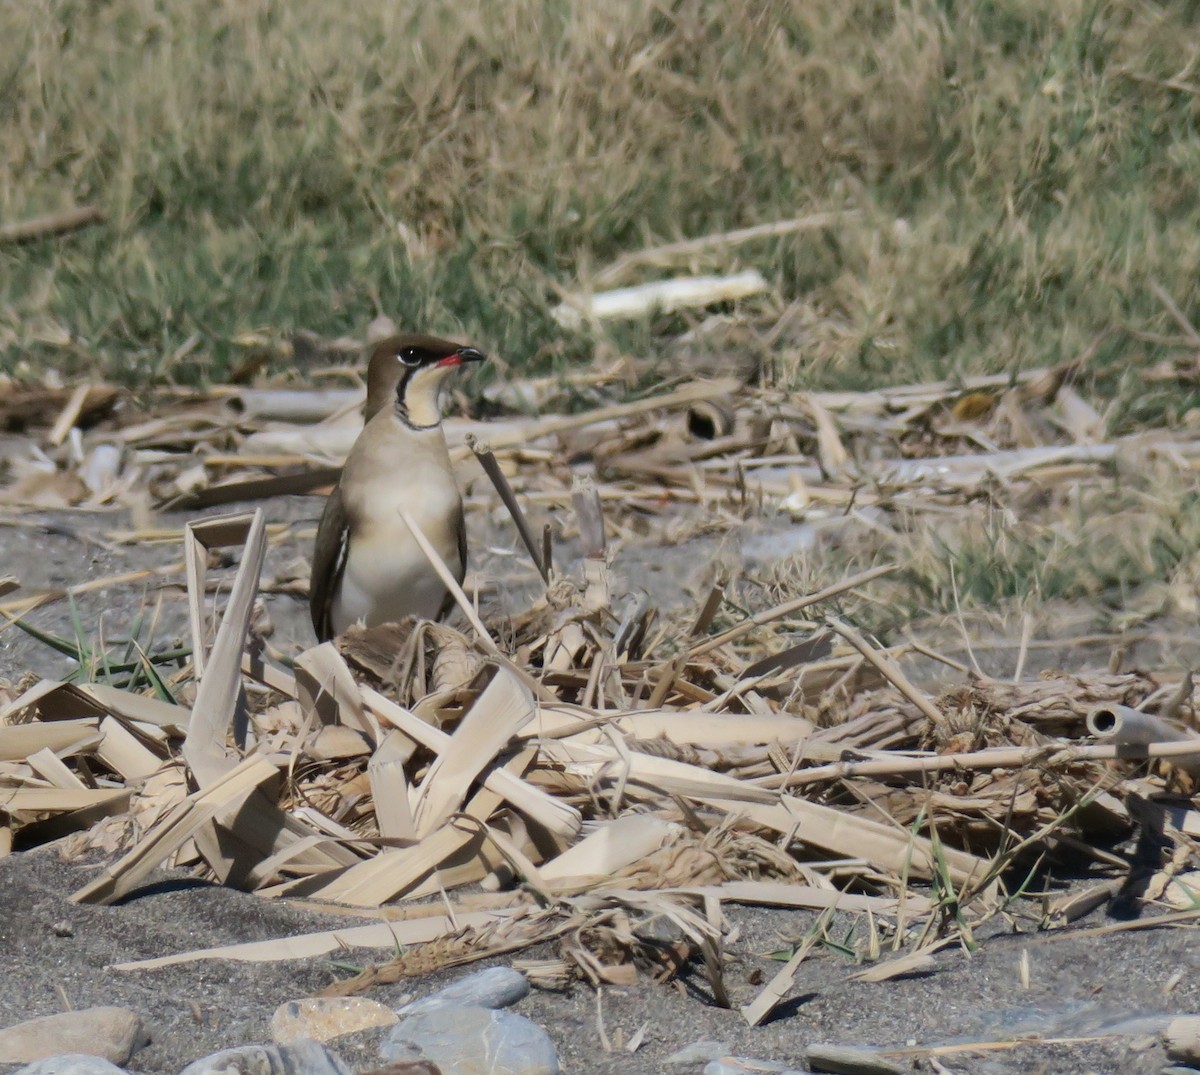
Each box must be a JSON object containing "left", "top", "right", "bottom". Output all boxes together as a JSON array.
[
  {"left": 12, "top": 598, "right": 189, "bottom": 699},
  {"left": 901, "top": 475, "right": 1200, "bottom": 614},
  {"left": 0, "top": 0, "right": 1199, "bottom": 419}
]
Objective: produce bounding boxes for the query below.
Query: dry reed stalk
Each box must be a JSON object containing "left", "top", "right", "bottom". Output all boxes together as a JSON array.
[
  {"left": 592, "top": 211, "right": 858, "bottom": 287},
  {"left": 7, "top": 347, "right": 1200, "bottom": 1006},
  {"left": 395, "top": 507, "right": 496, "bottom": 649},
  {"left": 182, "top": 510, "right": 267, "bottom": 785},
  {"left": 0, "top": 205, "right": 105, "bottom": 244},
  {"left": 825, "top": 617, "right": 945, "bottom": 727},
  {"left": 552, "top": 271, "right": 768, "bottom": 329},
  {"left": 687, "top": 564, "right": 897, "bottom": 658},
  {"left": 775, "top": 734, "right": 1200, "bottom": 789},
  {"left": 466, "top": 435, "right": 548, "bottom": 582}
]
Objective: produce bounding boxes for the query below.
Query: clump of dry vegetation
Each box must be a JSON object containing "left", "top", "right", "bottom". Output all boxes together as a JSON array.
[{"left": 0, "top": 355, "right": 1198, "bottom": 1018}]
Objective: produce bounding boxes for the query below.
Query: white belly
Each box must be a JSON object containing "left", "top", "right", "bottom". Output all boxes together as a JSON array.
[
  {"left": 331, "top": 542, "right": 450, "bottom": 633},
  {"left": 330, "top": 480, "right": 463, "bottom": 635}
]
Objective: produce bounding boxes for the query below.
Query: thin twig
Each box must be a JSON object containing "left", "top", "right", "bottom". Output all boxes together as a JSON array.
[
  {"left": 1151, "top": 280, "right": 1200, "bottom": 345},
  {"left": 949, "top": 561, "right": 982, "bottom": 677},
  {"left": 467, "top": 435, "right": 548, "bottom": 583},
  {"left": 688, "top": 564, "right": 897, "bottom": 658},
  {"left": 825, "top": 616, "right": 946, "bottom": 727},
  {"left": 0, "top": 205, "right": 106, "bottom": 245},
  {"left": 397, "top": 507, "right": 495, "bottom": 648},
  {"left": 882, "top": 1032, "right": 1139, "bottom": 1060},
  {"left": 1013, "top": 612, "right": 1034, "bottom": 684},
  {"left": 593, "top": 210, "right": 858, "bottom": 287},
  {"left": 766, "top": 734, "right": 1200, "bottom": 789},
  {"left": 1159, "top": 670, "right": 1195, "bottom": 724}
]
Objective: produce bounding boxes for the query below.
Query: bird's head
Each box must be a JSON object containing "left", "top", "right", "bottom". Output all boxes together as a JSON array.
[{"left": 364, "top": 333, "right": 486, "bottom": 428}]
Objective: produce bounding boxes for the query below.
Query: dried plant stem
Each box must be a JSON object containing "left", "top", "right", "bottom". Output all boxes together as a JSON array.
[
  {"left": 646, "top": 652, "right": 689, "bottom": 708},
  {"left": 397, "top": 507, "right": 558, "bottom": 705},
  {"left": 397, "top": 507, "right": 495, "bottom": 648},
  {"left": 689, "top": 582, "right": 725, "bottom": 637},
  {"left": 688, "top": 563, "right": 897, "bottom": 659},
  {"left": 1159, "top": 670, "right": 1195, "bottom": 724},
  {"left": 1151, "top": 280, "right": 1200, "bottom": 345},
  {"left": 0, "top": 564, "right": 183, "bottom": 620},
  {"left": 825, "top": 616, "right": 945, "bottom": 727},
  {"left": 770, "top": 734, "right": 1200, "bottom": 789},
  {"left": 594, "top": 212, "right": 857, "bottom": 287},
  {"left": 48, "top": 385, "right": 92, "bottom": 447},
  {"left": 0, "top": 205, "right": 105, "bottom": 244},
  {"left": 451, "top": 379, "right": 741, "bottom": 459},
  {"left": 883, "top": 1033, "right": 1129, "bottom": 1061},
  {"left": 467, "top": 435, "right": 548, "bottom": 582}
]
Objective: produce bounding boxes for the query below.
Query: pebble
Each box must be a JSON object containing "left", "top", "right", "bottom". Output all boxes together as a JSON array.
[
  {"left": 12, "top": 1058, "right": 129, "bottom": 1075},
  {"left": 270, "top": 996, "right": 398, "bottom": 1044},
  {"left": 355, "top": 1064, "right": 443, "bottom": 1075},
  {"left": 398, "top": 967, "right": 530, "bottom": 1014},
  {"left": 703, "top": 1060, "right": 803, "bottom": 1075},
  {"left": 665, "top": 1041, "right": 732, "bottom": 1065},
  {"left": 805, "top": 1044, "right": 906, "bottom": 1075},
  {"left": 381, "top": 1005, "right": 559, "bottom": 1074},
  {"left": 178, "top": 1039, "right": 352, "bottom": 1075},
  {"left": 0, "top": 1007, "right": 148, "bottom": 1065}
]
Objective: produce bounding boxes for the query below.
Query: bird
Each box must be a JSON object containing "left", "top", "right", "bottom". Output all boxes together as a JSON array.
[{"left": 309, "top": 333, "right": 486, "bottom": 642}]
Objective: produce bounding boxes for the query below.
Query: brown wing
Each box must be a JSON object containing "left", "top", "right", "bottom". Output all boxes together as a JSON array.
[
  {"left": 437, "top": 501, "right": 468, "bottom": 622},
  {"left": 309, "top": 484, "right": 350, "bottom": 642}
]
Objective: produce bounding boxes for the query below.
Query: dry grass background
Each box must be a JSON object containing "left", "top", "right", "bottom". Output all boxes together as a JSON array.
[{"left": 1, "top": 2, "right": 1198, "bottom": 415}]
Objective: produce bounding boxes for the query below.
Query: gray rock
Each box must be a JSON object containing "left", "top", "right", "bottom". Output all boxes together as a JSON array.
[
  {"left": 0, "top": 1008, "right": 147, "bottom": 1065},
  {"left": 381, "top": 1005, "right": 559, "bottom": 1074},
  {"left": 398, "top": 968, "right": 530, "bottom": 1015},
  {"left": 665, "top": 1041, "right": 732, "bottom": 1065},
  {"left": 178, "top": 1039, "right": 352, "bottom": 1075},
  {"left": 356, "top": 1064, "right": 443, "bottom": 1075},
  {"left": 805, "top": 1043, "right": 906, "bottom": 1075},
  {"left": 703, "top": 1060, "right": 803, "bottom": 1075},
  {"left": 13, "top": 1058, "right": 128, "bottom": 1075}
]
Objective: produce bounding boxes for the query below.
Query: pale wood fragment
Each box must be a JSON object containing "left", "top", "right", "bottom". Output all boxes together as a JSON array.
[
  {"left": 0, "top": 205, "right": 105, "bottom": 244},
  {"left": 182, "top": 510, "right": 268, "bottom": 785}
]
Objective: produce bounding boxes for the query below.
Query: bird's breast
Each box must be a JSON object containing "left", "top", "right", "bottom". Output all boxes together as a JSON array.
[
  {"left": 333, "top": 528, "right": 455, "bottom": 630},
  {"left": 331, "top": 432, "right": 464, "bottom": 633}
]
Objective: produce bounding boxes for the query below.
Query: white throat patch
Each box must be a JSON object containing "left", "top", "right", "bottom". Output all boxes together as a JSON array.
[{"left": 400, "top": 365, "right": 455, "bottom": 428}]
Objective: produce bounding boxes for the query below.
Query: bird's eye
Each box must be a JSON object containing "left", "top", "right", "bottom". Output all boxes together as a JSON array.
[{"left": 397, "top": 348, "right": 422, "bottom": 367}]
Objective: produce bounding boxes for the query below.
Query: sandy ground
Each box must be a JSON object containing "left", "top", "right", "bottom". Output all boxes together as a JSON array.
[
  {"left": 1, "top": 847, "right": 1197, "bottom": 1075},
  {"left": 3, "top": 499, "right": 1200, "bottom": 1074}
]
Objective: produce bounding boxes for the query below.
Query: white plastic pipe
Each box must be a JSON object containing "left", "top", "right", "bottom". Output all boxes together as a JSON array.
[{"left": 1086, "top": 703, "right": 1200, "bottom": 773}]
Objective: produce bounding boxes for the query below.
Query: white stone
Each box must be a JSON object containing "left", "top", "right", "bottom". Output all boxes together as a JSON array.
[
  {"left": 12, "top": 1057, "right": 128, "bottom": 1075},
  {"left": 0, "top": 1008, "right": 146, "bottom": 1065},
  {"left": 271, "top": 996, "right": 398, "bottom": 1044}
]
